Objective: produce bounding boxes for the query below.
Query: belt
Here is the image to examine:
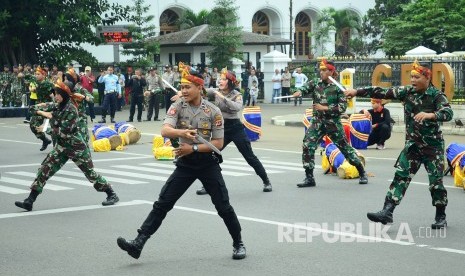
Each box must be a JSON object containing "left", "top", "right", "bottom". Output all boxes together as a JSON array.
[{"left": 104, "top": 90, "right": 116, "bottom": 94}]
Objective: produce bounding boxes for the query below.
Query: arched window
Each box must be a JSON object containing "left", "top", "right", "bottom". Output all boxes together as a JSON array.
[
  {"left": 252, "top": 11, "right": 269, "bottom": 35},
  {"left": 294, "top": 12, "right": 311, "bottom": 59},
  {"left": 160, "top": 9, "right": 179, "bottom": 35}
]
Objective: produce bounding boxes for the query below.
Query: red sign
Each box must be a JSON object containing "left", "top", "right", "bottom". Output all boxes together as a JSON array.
[{"left": 101, "top": 31, "right": 132, "bottom": 43}]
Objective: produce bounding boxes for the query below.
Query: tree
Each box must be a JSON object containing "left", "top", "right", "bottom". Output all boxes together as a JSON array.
[
  {"left": 0, "top": 0, "right": 129, "bottom": 67},
  {"left": 309, "top": 9, "right": 336, "bottom": 57},
  {"left": 382, "top": 0, "right": 465, "bottom": 55},
  {"left": 207, "top": 0, "right": 243, "bottom": 69},
  {"left": 176, "top": 9, "right": 211, "bottom": 30},
  {"left": 121, "top": 0, "right": 159, "bottom": 68}
]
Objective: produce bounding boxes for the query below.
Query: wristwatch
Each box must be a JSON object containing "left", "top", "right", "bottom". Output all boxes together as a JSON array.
[{"left": 192, "top": 144, "right": 199, "bottom": 153}]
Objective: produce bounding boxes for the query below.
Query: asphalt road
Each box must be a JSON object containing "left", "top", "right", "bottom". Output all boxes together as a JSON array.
[{"left": 1, "top": 104, "right": 465, "bottom": 276}]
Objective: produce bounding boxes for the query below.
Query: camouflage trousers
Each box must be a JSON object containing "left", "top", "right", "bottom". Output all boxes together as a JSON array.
[
  {"left": 387, "top": 144, "right": 447, "bottom": 206},
  {"left": 29, "top": 115, "right": 46, "bottom": 140},
  {"left": 302, "top": 120, "right": 363, "bottom": 170},
  {"left": 77, "top": 118, "right": 90, "bottom": 144},
  {"left": 30, "top": 143, "right": 110, "bottom": 193}
]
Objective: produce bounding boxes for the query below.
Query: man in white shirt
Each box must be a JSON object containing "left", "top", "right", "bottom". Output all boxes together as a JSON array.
[
  {"left": 271, "top": 69, "right": 282, "bottom": 103},
  {"left": 292, "top": 67, "right": 308, "bottom": 106}
]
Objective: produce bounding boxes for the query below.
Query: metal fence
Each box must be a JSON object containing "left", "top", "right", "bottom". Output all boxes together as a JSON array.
[{"left": 290, "top": 59, "right": 465, "bottom": 104}]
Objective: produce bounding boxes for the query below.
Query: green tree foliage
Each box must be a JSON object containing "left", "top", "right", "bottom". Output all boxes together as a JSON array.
[
  {"left": 176, "top": 9, "right": 211, "bottom": 30},
  {"left": 310, "top": 8, "right": 361, "bottom": 57},
  {"left": 0, "top": 0, "right": 129, "bottom": 67},
  {"left": 121, "top": 0, "right": 159, "bottom": 68},
  {"left": 207, "top": 0, "right": 243, "bottom": 69}
]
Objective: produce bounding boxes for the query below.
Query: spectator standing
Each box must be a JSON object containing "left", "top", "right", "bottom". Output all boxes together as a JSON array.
[
  {"left": 80, "top": 66, "right": 96, "bottom": 122},
  {"left": 281, "top": 67, "right": 292, "bottom": 103},
  {"left": 271, "top": 69, "right": 282, "bottom": 104},
  {"left": 127, "top": 68, "right": 146, "bottom": 122},
  {"left": 292, "top": 67, "right": 308, "bottom": 106}
]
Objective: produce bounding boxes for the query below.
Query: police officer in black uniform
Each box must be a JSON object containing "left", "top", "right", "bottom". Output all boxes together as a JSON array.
[
  {"left": 117, "top": 65, "right": 246, "bottom": 260},
  {"left": 196, "top": 68, "right": 272, "bottom": 194}
]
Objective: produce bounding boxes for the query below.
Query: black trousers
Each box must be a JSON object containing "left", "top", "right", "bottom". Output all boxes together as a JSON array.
[
  {"left": 101, "top": 92, "right": 117, "bottom": 119},
  {"left": 223, "top": 119, "right": 268, "bottom": 183},
  {"left": 281, "top": 87, "right": 290, "bottom": 102},
  {"left": 164, "top": 90, "right": 175, "bottom": 113},
  {"left": 368, "top": 124, "right": 391, "bottom": 146},
  {"left": 139, "top": 158, "right": 242, "bottom": 244},
  {"left": 129, "top": 94, "right": 143, "bottom": 121},
  {"left": 147, "top": 93, "right": 161, "bottom": 120}
]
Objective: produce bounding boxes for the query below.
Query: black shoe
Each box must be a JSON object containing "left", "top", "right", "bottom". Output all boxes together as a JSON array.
[
  {"left": 137, "top": 119, "right": 141, "bottom": 122},
  {"left": 98, "top": 119, "right": 106, "bottom": 123},
  {"left": 196, "top": 187, "right": 208, "bottom": 195},
  {"left": 23, "top": 119, "right": 30, "bottom": 123},
  {"left": 367, "top": 197, "right": 396, "bottom": 224},
  {"left": 127, "top": 119, "right": 133, "bottom": 122},
  {"left": 263, "top": 182, "right": 272, "bottom": 192},
  {"left": 154, "top": 118, "right": 160, "bottom": 121},
  {"left": 297, "top": 172, "right": 316, "bottom": 187},
  {"left": 359, "top": 172, "right": 368, "bottom": 184},
  {"left": 232, "top": 243, "right": 246, "bottom": 260},
  {"left": 40, "top": 138, "right": 52, "bottom": 151},
  {"left": 431, "top": 206, "right": 447, "bottom": 229},
  {"left": 15, "top": 198, "right": 33, "bottom": 211},
  {"left": 110, "top": 119, "right": 116, "bottom": 123},
  {"left": 144, "top": 119, "right": 151, "bottom": 121},
  {"left": 102, "top": 194, "right": 119, "bottom": 206},
  {"left": 117, "top": 232, "right": 150, "bottom": 259}
]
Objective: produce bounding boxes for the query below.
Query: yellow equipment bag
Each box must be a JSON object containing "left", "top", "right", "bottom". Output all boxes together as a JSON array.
[
  {"left": 93, "top": 138, "right": 111, "bottom": 152},
  {"left": 453, "top": 165, "right": 465, "bottom": 188},
  {"left": 153, "top": 146, "right": 175, "bottom": 160}
]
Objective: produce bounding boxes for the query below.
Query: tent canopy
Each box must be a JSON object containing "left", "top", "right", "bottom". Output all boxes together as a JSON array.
[{"left": 405, "top": 46, "right": 437, "bottom": 56}]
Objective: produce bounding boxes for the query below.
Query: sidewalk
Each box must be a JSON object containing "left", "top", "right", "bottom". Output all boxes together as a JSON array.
[{"left": 271, "top": 113, "right": 465, "bottom": 136}]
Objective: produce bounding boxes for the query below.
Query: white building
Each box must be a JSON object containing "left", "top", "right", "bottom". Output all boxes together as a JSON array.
[{"left": 88, "top": 0, "right": 376, "bottom": 64}]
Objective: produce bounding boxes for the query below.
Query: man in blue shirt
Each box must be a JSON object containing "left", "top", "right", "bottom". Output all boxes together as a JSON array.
[{"left": 98, "top": 66, "right": 121, "bottom": 123}]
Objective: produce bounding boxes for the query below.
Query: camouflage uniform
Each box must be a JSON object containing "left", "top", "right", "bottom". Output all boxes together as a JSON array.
[
  {"left": 10, "top": 73, "right": 26, "bottom": 107},
  {"left": 300, "top": 79, "right": 365, "bottom": 172},
  {"left": 0, "top": 70, "right": 13, "bottom": 107},
  {"left": 29, "top": 101, "right": 110, "bottom": 194},
  {"left": 29, "top": 79, "right": 54, "bottom": 140},
  {"left": 355, "top": 85, "right": 453, "bottom": 206},
  {"left": 74, "top": 85, "right": 93, "bottom": 144}
]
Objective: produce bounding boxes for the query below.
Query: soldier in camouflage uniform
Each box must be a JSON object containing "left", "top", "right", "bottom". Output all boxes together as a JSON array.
[
  {"left": 295, "top": 59, "right": 368, "bottom": 188},
  {"left": 0, "top": 65, "right": 13, "bottom": 107},
  {"left": 345, "top": 60, "right": 453, "bottom": 229},
  {"left": 28, "top": 66, "right": 54, "bottom": 151},
  {"left": 10, "top": 66, "right": 26, "bottom": 107},
  {"left": 14, "top": 80, "right": 119, "bottom": 212}
]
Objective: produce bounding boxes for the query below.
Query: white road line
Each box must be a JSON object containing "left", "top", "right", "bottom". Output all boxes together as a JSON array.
[
  {"left": 56, "top": 170, "right": 147, "bottom": 185},
  {"left": 0, "top": 138, "right": 40, "bottom": 145},
  {"left": 0, "top": 126, "right": 17, "bottom": 129},
  {"left": 0, "top": 156, "right": 153, "bottom": 169},
  {"left": 0, "top": 185, "right": 29, "bottom": 194},
  {"left": 387, "top": 179, "right": 460, "bottom": 189},
  {"left": 226, "top": 160, "right": 303, "bottom": 172},
  {"left": 91, "top": 168, "right": 168, "bottom": 182},
  {"left": 229, "top": 158, "right": 322, "bottom": 169},
  {"left": 8, "top": 172, "right": 91, "bottom": 187},
  {"left": 0, "top": 200, "right": 151, "bottom": 219},
  {"left": 141, "top": 162, "right": 250, "bottom": 177},
  {"left": 112, "top": 165, "right": 173, "bottom": 175},
  {"left": 431, "top": 247, "right": 465, "bottom": 254},
  {"left": 1, "top": 176, "right": 73, "bottom": 191}
]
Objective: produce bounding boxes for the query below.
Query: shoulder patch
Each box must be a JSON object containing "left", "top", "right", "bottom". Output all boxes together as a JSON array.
[
  {"left": 168, "top": 107, "right": 177, "bottom": 116},
  {"left": 214, "top": 114, "right": 223, "bottom": 127}
]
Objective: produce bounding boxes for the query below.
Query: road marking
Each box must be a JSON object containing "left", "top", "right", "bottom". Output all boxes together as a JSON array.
[
  {"left": 225, "top": 160, "right": 301, "bottom": 172},
  {"left": 113, "top": 165, "right": 173, "bottom": 175},
  {"left": 387, "top": 179, "right": 460, "bottom": 189},
  {"left": 91, "top": 168, "right": 168, "bottom": 182},
  {"left": 141, "top": 162, "right": 250, "bottom": 177},
  {"left": 0, "top": 126, "right": 17, "bottom": 129},
  {"left": 0, "top": 138, "right": 40, "bottom": 145},
  {"left": 8, "top": 171, "right": 91, "bottom": 187},
  {"left": 56, "top": 170, "right": 147, "bottom": 185},
  {"left": 0, "top": 185, "right": 29, "bottom": 194},
  {"left": 1, "top": 176, "right": 73, "bottom": 191},
  {"left": 0, "top": 200, "right": 151, "bottom": 219},
  {"left": 0, "top": 156, "right": 153, "bottom": 169}
]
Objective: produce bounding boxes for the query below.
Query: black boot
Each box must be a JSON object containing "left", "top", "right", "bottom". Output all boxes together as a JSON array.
[
  {"left": 196, "top": 186, "right": 208, "bottom": 195},
  {"left": 356, "top": 165, "right": 368, "bottom": 184},
  {"left": 117, "top": 231, "right": 150, "bottom": 259},
  {"left": 102, "top": 186, "right": 119, "bottom": 206},
  {"left": 39, "top": 137, "right": 52, "bottom": 151},
  {"left": 232, "top": 241, "right": 247, "bottom": 260},
  {"left": 15, "top": 189, "right": 39, "bottom": 211},
  {"left": 367, "top": 197, "right": 396, "bottom": 224},
  {"left": 263, "top": 178, "right": 272, "bottom": 192},
  {"left": 431, "top": 205, "right": 447, "bottom": 229},
  {"left": 98, "top": 117, "right": 106, "bottom": 124},
  {"left": 297, "top": 169, "right": 316, "bottom": 188},
  {"left": 110, "top": 117, "right": 116, "bottom": 123}
]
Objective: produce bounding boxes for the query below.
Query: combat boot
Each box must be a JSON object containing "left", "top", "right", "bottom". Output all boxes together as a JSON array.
[
  {"left": 102, "top": 186, "right": 119, "bottom": 206},
  {"left": 15, "top": 189, "right": 39, "bottom": 211},
  {"left": 196, "top": 186, "right": 208, "bottom": 195},
  {"left": 367, "top": 197, "right": 396, "bottom": 224},
  {"left": 263, "top": 178, "right": 272, "bottom": 192},
  {"left": 97, "top": 116, "right": 106, "bottom": 124},
  {"left": 356, "top": 164, "right": 368, "bottom": 184},
  {"left": 431, "top": 205, "right": 447, "bottom": 229},
  {"left": 232, "top": 241, "right": 246, "bottom": 260},
  {"left": 39, "top": 137, "right": 52, "bottom": 151},
  {"left": 117, "top": 231, "right": 150, "bottom": 259},
  {"left": 110, "top": 117, "right": 116, "bottom": 123},
  {"left": 297, "top": 169, "right": 316, "bottom": 188}
]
